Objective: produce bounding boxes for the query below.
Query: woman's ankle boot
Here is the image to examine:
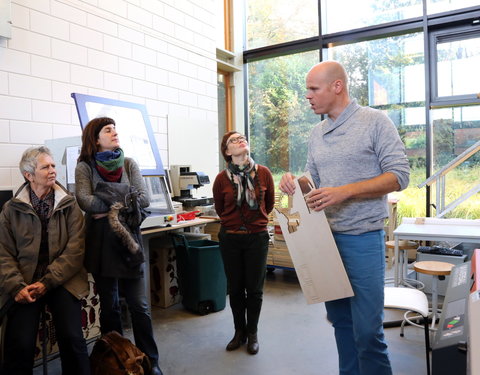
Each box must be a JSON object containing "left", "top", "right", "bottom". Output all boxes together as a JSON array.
[
  {"left": 226, "top": 330, "right": 247, "bottom": 351},
  {"left": 247, "top": 333, "right": 259, "bottom": 355}
]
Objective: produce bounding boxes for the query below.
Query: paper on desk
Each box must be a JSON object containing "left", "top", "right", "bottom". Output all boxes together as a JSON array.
[
  {"left": 401, "top": 217, "right": 480, "bottom": 226},
  {"left": 275, "top": 172, "right": 353, "bottom": 304},
  {"left": 66, "top": 146, "right": 80, "bottom": 184}
]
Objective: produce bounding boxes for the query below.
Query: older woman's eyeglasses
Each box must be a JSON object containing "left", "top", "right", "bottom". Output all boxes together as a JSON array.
[{"left": 227, "top": 136, "right": 247, "bottom": 145}]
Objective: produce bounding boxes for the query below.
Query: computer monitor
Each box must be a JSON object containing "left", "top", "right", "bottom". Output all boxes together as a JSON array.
[
  {"left": 71, "top": 92, "right": 165, "bottom": 176},
  {"left": 143, "top": 175, "right": 174, "bottom": 215},
  {"left": 0, "top": 190, "right": 13, "bottom": 211}
]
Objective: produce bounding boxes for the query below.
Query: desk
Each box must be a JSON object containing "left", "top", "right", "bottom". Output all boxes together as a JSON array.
[
  {"left": 393, "top": 218, "right": 480, "bottom": 286},
  {"left": 141, "top": 216, "right": 220, "bottom": 307}
]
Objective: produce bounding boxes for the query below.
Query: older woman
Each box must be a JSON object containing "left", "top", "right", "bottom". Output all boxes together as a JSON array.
[
  {"left": 213, "top": 131, "right": 275, "bottom": 355},
  {"left": 0, "top": 146, "right": 90, "bottom": 375},
  {"left": 75, "top": 117, "right": 162, "bottom": 375}
]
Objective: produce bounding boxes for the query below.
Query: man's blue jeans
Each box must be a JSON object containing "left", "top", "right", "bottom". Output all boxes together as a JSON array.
[{"left": 325, "top": 230, "right": 392, "bottom": 375}]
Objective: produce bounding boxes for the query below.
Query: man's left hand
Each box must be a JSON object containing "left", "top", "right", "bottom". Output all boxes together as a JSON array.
[
  {"left": 305, "top": 186, "right": 352, "bottom": 211},
  {"left": 28, "top": 282, "right": 47, "bottom": 299}
]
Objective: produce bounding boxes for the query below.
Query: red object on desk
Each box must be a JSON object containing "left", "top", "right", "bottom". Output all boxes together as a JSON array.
[{"left": 177, "top": 211, "right": 200, "bottom": 222}]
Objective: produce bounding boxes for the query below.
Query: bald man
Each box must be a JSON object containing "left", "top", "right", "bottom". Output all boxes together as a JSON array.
[{"left": 280, "top": 61, "right": 410, "bottom": 375}]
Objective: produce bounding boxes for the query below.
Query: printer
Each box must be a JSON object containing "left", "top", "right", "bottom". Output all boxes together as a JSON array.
[{"left": 170, "top": 165, "right": 214, "bottom": 208}]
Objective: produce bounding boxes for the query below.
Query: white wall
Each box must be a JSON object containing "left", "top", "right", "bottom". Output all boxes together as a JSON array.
[{"left": 0, "top": 0, "right": 219, "bottom": 192}]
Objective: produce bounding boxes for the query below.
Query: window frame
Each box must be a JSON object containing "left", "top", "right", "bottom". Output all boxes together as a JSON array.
[{"left": 429, "top": 22, "right": 480, "bottom": 108}]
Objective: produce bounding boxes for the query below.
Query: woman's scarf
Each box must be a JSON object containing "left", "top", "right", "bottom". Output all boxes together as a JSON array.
[
  {"left": 95, "top": 148, "right": 125, "bottom": 182},
  {"left": 226, "top": 157, "right": 258, "bottom": 210}
]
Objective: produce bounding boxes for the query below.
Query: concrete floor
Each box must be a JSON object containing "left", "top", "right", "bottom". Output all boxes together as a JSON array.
[{"left": 34, "top": 269, "right": 427, "bottom": 375}]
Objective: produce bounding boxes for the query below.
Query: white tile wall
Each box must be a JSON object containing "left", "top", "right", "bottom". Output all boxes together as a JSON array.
[
  {"left": 145, "top": 66, "right": 168, "bottom": 85},
  {"left": 103, "top": 71, "right": 132, "bottom": 94},
  {"left": 0, "top": 168, "right": 12, "bottom": 190},
  {"left": 52, "top": 39, "right": 88, "bottom": 65},
  {"left": 9, "top": 73, "right": 52, "bottom": 100},
  {"left": 119, "top": 57, "right": 144, "bottom": 79},
  {"left": 30, "top": 11, "right": 70, "bottom": 41},
  {"left": 156, "top": 52, "right": 178, "bottom": 72},
  {"left": 71, "top": 64, "right": 103, "bottom": 88},
  {"left": 97, "top": 0, "right": 128, "bottom": 18},
  {"left": 174, "top": 25, "right": 194, "bottom": 45},
  {"left": 11, "top": 3, "right": 30, "bottom": 29},
  {"left": 16, "top": 0, "right": 50, "bottom": 13},
  {"left": 152, "top": 16, "right": 175, "bottom": 37},
  {"left": 103, "top": 34, "right": 132, "bottom": 58},
  {"left": 0, "top": 95, "right": 32, "bottom": 120},
  {"left": 87, "top": 49, "right": 118, "bottom": 73},
  {"left": 168, "top": 71, "right": 188, "bottom": 89},
  {"left": 132, "top": 79, "right": 156, "bottom": 99},
  {"left": 127, "top": 4, "right": 153, "bottom": 28},
  {"left": 0, "top": 0, "right": 218, "bottom": 188},
  {"left": 32, "top": 100, "right": 71, "bottom": 124},
  {"left": 32, "top": 55, "right": 70, "bottom": 82},
  {"left": 52, "top": 82, "right": 84, "bottom": 104},
  {"left": 0, "top": 71, "right": 8, "bottom": 94},
  {"left": 0, "top": 119, "right": 9, "bottom": 142},
  {"left": 141, "top": 1, "right": 164, "bottom": 17},
  {"left": 132, "top": 45, "right": 156, "bottom": 66},
  {"left": 157, "top": 84, "right": 179, "bottom": 103},
  {"left": 118, "top": 25, "right": 144, "bottom": 45},
  {"left": 70, "top": 24, "right": 104, "bottom": 50},
  {"left": 164, "top": 5, "right": 185, "bottom": 26},
  {"left": 0, "top": 143, "right": 30, "bottom": 167},
  {"left": 146, "top": 98, "right": 168, "bottom": 117},
  {"left": 87, "top": 14, "right": 118, "bottom": 37},
  {"left": 51, "top": 1, "right": 88, "bottom": 26},
  {"left": 52, "top": 123, "right": 82, "bottom": 139},
  {"left": 9, "top": 28, "right": 51, "bottom": 57},
  {"left": 10, "top": 120, "right": 52, "bottom": 144},
  {"left": 188, "top": 77, "right": 206, "bottom": 95},
  {"left": 145, "top": 35, "right": 168, "bottom": 54}
]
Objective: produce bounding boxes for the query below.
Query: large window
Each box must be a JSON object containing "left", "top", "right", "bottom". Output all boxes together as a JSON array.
[
  {"left": 431, "top": 106, "right": 480, "bottom": 218},
  {"left": 246, "top": 0, "right": 318, "bottom": 49},
  {"left": 248, "top": 50, "right": 319, "bottom": 183},
  {"left": 244, "top": 2, "right": 480, "bottom": 219},
  {"left": 321, "top": 0, "right": 422, "bottom": 34},
  {"left": 326, "top": 33, "right": 426, "bottom": 217},
  {"left": 428, "top": 23, "right": 480, "bottom": 218},
  {"left": 427, "top": 0, "right": 479, "bottom": 15}
]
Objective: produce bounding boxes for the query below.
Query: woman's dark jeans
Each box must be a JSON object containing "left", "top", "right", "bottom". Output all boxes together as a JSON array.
[{"left": 219, "top": 230, "right": 269, "bottom": 335}]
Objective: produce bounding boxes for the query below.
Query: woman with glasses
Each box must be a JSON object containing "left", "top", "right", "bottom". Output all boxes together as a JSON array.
[{"left": 213, "top": 131, "right": 275, "bottom": 355}]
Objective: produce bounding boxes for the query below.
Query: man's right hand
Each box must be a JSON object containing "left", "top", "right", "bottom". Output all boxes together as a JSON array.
[
  {"left": 279, "top": 173, "right": 297, "bottom": 195},
  {"left": 14, "top": 285, "right": 38, "bottom": 304}
]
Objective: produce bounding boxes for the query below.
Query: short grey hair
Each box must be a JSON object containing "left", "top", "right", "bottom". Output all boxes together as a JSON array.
[{"left": 19, "top": 146, "right": 53, "bottom": 175}]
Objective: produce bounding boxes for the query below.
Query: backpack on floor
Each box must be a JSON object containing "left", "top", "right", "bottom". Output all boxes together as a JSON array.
[{"left": 90, "top": 331, "right": 151, "bottom": 375}]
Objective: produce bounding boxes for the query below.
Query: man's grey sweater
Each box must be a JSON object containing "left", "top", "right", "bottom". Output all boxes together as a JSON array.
[{"left": 306, "top": 100, "right": 410, "bottom": 234}]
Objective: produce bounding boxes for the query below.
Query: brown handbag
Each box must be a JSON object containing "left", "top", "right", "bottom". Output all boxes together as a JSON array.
[{"left": 90, "top": 331, "right": 151, "bottom": 375}]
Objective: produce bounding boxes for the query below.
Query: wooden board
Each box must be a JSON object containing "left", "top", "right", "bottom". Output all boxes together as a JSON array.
[{"left": 275, "top": 172, "right": 353, "bottom": 304}]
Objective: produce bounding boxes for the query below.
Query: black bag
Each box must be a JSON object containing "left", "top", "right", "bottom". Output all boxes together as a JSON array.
[{"left": 90, "top": 331, "right": 151, "bottom": 375}]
